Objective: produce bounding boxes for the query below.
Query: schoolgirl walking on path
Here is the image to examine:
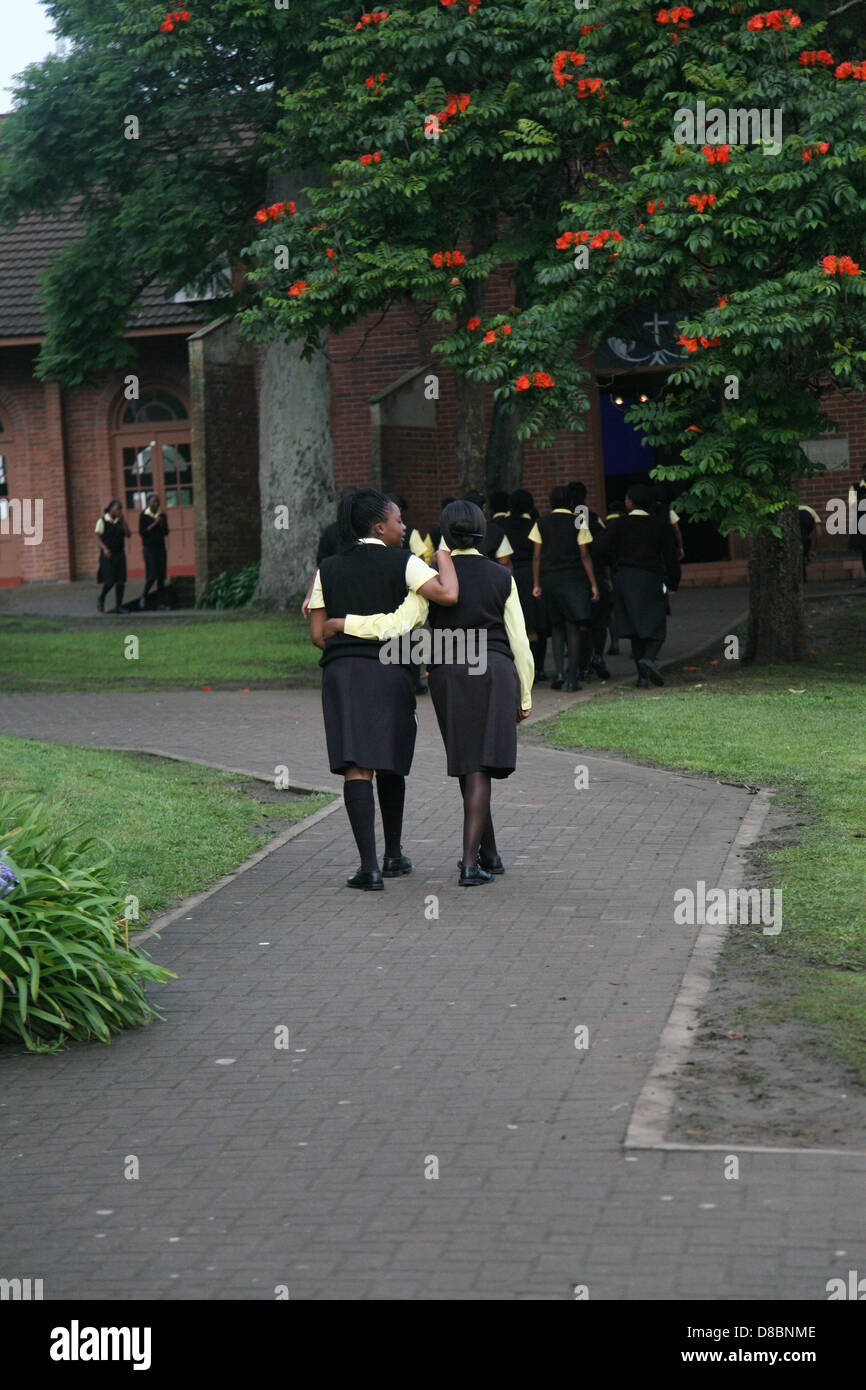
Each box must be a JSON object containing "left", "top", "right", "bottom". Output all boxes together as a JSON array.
[{"left": 309, "top": 488, "right": 458, "bottom": 891}]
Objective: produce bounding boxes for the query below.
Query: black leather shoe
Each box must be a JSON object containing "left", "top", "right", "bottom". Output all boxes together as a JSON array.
[
  {"left": 550, "top": 672, "right": 565, "bottom": 690},
  {"left": 534, "top": 669, "right": 549, "bottom": 682},
  {"left": 413, "top": 680, "right": 428, "bottom": 695},
  {"left": 479, "top": 852, "right": 505, "bottom": 875},
  {"left": 636, "top": 676, "right": 650, "bottom": 690},
  {"left": 566, "top": 678, "right": 583, "bottom": 692},
  {"left": 382, "top": 854, "right": 412, "bottom": 877},
  {"left": 591, "top": 656, "right": 611, "bottom": 680},
  {"left": 347, "top": 869, "right": 384, "bottom": 891},
  {"left": 459, "top": 864, "right": 494, "bottom": 886},
  {"left": 638, "top": 657, "right": 664, "bottom": 687}
]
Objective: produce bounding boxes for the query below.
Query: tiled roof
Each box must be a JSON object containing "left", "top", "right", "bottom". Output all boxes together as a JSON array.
[{"left": 0, "top": 206, "right": 207, "bottom": 339}]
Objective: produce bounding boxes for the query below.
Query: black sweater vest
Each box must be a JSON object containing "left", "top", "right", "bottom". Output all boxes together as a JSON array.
[
  {"left": 428, "top": 553, "right": 513, "bottom": 663},
  {"left": 319, "top": 544, "right": 412, "bottom": 666},
  {"left": 537, "top": 512, "right": 582, "bottom": 577},
  {"left": 504, "top": 515, "right": 534, "bottom": 568}
]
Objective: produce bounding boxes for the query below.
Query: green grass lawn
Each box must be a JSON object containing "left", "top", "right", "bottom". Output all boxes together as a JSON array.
[
  {"left": 0, "top": 737, "right": 330, "bottom": 922},
  {"left": 0, "top": 611, "right": 320, "bottom": 690},
  {"left": 541, "top": 594, "right": 866, "bottom": 1079}
]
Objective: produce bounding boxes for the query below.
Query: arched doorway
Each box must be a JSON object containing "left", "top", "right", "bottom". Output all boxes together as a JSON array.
[
  {"left": 113, "top": 387, "right": 195, "bottom": 575},
  {"left": 0, "top": 410, "right": 23, "bottom": 585}
]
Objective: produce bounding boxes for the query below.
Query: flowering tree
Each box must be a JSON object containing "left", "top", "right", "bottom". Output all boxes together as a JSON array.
[
  {"left": 249, "top": 0, "right": 866, "bottom": 652},
  {"left": 497, "top": 1, "right": 866, "bottom": 661}
]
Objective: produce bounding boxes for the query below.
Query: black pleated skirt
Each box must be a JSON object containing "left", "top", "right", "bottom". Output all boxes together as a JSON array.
[
  {"left": 322, "top": 657, "right": 417, "bottom": 776},
  {"left": 143, "top": 544, "right": 167, "bottom": 584},
  {"left": 514, "top": 563, "right": 550, "bottom": 636},
  {"left": 428, "top": 650, "right": 520, "bottom": 779},
  {"left": 613, "top": 566, "right": 668, "bottom": 642},
  {"left": 590, "top": 575, "right": 612, "bottom": 633},
  {"left": 97, "top": 551, "right": 126, "bottom": 586},
  {"left": 541, "top": 569, "right": 591, "bottom": 625}
]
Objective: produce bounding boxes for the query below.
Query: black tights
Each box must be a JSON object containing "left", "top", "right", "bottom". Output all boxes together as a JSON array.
[
  {"left": 458, "top": 771, "right": 496, "bottom": 866},
  {"left": 99, "top": 582, "right": 124, "bottom": 608},
  {"left": 551, "top": 622, "right": 590, "bottom": 679}
]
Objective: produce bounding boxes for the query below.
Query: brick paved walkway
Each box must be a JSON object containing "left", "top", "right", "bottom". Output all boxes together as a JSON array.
[{"left": 1, "top": 680, "right": 864, "bottom": 1298}]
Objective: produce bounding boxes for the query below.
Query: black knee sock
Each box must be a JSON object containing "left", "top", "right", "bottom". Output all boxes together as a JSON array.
[
  {"left": 643, "top": 637, "right": 662, "bottom": 662},
  {"left": 98, "top": 584, "right": 112, "bottom": 603},
  {"left": 632, "top": 636, "right": 645, "bottom": 676},
  {"left": 343, "top": 779, "right": 378, "bottom": 872},
  {"left": 115, "top": 584, "right": 125, "bottom": 609},
  {"left": 461, "top": 770, "right": 492, "bottom": 867},
  {"left": 375, "top": 773, "right": 405, "bottom": 859}
]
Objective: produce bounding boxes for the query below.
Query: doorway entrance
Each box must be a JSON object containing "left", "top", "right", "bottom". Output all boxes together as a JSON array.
[
  {"left": 114, "top": 388, "right": 194, "bottom": 575},
  {"left": 598, "top": 373, "right": 728, "bottom": 563}
]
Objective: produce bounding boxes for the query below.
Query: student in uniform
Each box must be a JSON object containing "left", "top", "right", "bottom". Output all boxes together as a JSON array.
[
  {"left": 593, "top": 484, "right": 681, "bottom": 688},
  {"left": 489, "top": 490, "right": 511, "bottom": 522},
  {"left": 504, "top": 487, "right": 550, "bottom": 681},
  {"left": 309, "top": 488, "right": 458, "bottom": 891},
  {"left": 462, "top": 490, "right": 514, "bottom": 570},
  {"left": 603, "top": 495, "right": 626, "bottom": 654},
  {"left": 301, "top": 489, "right": 356, "bottom": 617},
  {"left": 567, "top": 481, "right": 611, "bottom": 681},
  {"left": 95, "top": 500, "right": 130, "bottom": 613},
  {"left": 798, "top": 503, "right": 821, "bottom": 582},
  {"left": 137, "top": 492, "right": 170, "bottom": 610},
  {"left": 389, "top": 493, "right": 435, "bottom": 565},
  {"left": 530, "top": 485, "right": 599, "bottom": 690},
  {"left": 427, "top": 500, "right": 532, "bottom": 883}
]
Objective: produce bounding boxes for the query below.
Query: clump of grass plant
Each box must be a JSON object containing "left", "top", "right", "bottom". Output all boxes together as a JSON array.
[{"left": 0, "top": 794, "right": 174, "bottom": 1052}]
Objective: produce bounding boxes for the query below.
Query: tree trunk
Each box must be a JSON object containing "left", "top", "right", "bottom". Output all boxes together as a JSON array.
[
  {"left": 485, "top": 396, "right": 523, "bottom": 496},
  {"left": 744, "top": 503, "right": 806, "bottom": 663},
  {"left": 254, "top": 335, "right": 335, "bottom": 609},
  {"left": 454, "top": 373, "right": 488, "bottom": 493}
]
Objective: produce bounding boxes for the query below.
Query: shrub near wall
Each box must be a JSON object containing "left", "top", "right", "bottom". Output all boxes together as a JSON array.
[{"left": 0, "top": 795, "right": 174, "bottom": 1052}]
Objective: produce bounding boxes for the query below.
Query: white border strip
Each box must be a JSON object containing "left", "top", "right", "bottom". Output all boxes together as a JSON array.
[{"left": 625, "top": 788, "right": 781, "bottom": 1150}]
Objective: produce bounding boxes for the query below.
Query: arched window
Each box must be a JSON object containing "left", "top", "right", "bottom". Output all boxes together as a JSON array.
[{"left": 121, "top": 388, "right": 189, "bottom": 426}]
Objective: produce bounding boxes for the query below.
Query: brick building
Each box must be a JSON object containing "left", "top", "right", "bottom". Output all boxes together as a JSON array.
[{"left": 1, "top": 213, "right": 862, "bottom": 593}]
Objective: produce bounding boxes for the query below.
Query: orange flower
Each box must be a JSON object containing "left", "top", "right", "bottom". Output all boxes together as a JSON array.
[
  {"left": 288, "top": 280, "right": 308, "bottom": 296},
  {"left": 467, "top": 317, "right": 481, "bottom": 330},
  {"left": 483, "top": 331, "right": 496, "bottom": 344},
  {"left": 515, "top": 375, "right": 531, "bottom": 391}
]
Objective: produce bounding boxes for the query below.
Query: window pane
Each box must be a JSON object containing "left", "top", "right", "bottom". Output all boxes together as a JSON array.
[
  {"left": 180, "top": 487, "right": 193, "bottom": 506},
  {"left": 0, "top": 455, "right": 7, "bottom": 496},
  {"left": 121, "top": 389, "right": 188, "bottom": 426},
  {"left": 165, "top": 489, "right": 178, "bottom": 508},
  {"left": 123, "top": 446, "right": 153, "bottom": 513}
]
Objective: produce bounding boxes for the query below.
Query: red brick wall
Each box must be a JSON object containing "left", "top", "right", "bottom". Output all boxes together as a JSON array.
[
  {"left": 0, "top": 337, "right": 191, "bottom": 582},
  {"left": 796, "top": 391, "right": 866, "bottom": 552}
]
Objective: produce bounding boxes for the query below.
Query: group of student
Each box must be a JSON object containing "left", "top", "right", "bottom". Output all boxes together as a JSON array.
[
  {"left": 305, "top": 481, "right": 682, "bottom": 892},
  {"left": 94, "top": 496, "right": 170, "bottom": 612}
]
